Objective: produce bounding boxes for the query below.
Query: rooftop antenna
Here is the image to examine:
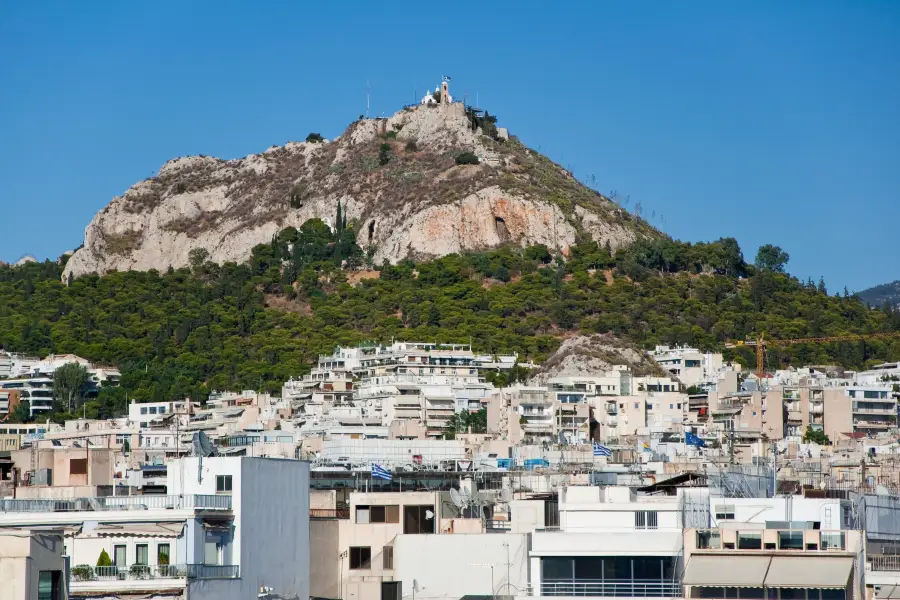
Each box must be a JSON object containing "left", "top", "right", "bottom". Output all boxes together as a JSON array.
[{"left": 366, "top": 79, "right": 371, "bottom": 119}]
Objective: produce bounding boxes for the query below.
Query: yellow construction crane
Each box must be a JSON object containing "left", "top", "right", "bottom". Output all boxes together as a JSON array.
[{"left": 725, "top": 332, "right": 900, "bottom": 378}]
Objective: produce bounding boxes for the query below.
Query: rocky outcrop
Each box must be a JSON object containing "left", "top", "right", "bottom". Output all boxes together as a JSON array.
[
  {"left": 530, "top": 334, "right": 667, "bottom": 384},
  {"left": 64, "top": 102, "right": 656, "bottom": 280}
]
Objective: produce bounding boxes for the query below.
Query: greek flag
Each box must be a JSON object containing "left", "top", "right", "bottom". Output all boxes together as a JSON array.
[
  {"left": 593, "top": 442, "right": 612, "bottom": 457},
  {"left": 442, "top": 75, "right": 452, "bottom": 81},
  {"left": 372, "top": 464, "right": 392, "bottom": 481}
]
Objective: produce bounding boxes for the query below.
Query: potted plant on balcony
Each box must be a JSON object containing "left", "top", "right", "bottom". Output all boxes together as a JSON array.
[
  {"left": 72, "top": 564, "right": 95, "bottom": 581},
  {"left": 158, "top": 552, "right": 171, "bottom": 577},
  {"left": 129, "top": 564, "right": 151, "bottom": 579}
]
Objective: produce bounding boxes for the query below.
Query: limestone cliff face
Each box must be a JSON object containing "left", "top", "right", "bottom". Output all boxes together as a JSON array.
[{"left": 63, "top": 103, "right": 656, "bottom": 279}]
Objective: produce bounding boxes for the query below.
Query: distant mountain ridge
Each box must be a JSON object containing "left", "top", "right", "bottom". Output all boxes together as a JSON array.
[{"left": 857, "top": 280, "right": 900, "bottom": 308}]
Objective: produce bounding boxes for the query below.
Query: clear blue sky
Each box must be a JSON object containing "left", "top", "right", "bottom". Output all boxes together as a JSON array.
[{"left": 2, "top": 1, "right": 898, "bottom": 292}]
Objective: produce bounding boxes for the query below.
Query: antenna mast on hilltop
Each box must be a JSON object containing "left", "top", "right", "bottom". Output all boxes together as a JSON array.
[{"left": 366, "top": 79, "right": 371, "bottom": 119}]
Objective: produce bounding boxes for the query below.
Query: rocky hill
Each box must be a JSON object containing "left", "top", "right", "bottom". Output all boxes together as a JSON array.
[
  {"left": 858, "top": 280, "right": 900, "bottom": 309},
  {"left": 63, "top": 101, "right": 657, "bottom": 279}
]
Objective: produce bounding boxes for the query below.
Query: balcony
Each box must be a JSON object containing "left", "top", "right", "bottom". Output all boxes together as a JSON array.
[
  {"left": 310, "top": 508, "right": 350, "bottom": 519},
  {"left": 869, "top": 554, "right": 900, "bottom": 572},
  {"left": 0, "top": 494, "right": 231, "bottom": 513},
  {"left": 70, "top": 563, "right": 239, "bottom": 590},
  {"left": 524, "top": 579, "right": 682, "bottom": 597}
]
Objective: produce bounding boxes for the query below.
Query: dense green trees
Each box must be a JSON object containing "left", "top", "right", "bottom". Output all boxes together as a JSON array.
[
  {"left": 1, "top": 226, "right": 899, "bottom": 423},
  {"left": 53, "top": 362, "right": 89, "bottom": 412}
]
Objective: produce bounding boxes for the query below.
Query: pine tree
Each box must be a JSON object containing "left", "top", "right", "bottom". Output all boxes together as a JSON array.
[{"left": 335, "top": 201, "right": 343, "bottom": 235}]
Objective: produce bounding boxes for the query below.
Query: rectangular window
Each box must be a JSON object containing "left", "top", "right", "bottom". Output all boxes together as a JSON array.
[
  {"left": 383, "top": 545, "right": 394, "bottom": 569},
  {"left": 382, "top": 581, "right": 402, "bottom": 600},
  {"left": 697, "top": 530, "right": 721, "bottom": 549},
  {"left": 778, "top": 531, "right": 804, "bottom": 550},
  {"left": 216, "top": 475, "right": 232, "bottom": 493},
  {"left": 403, "top": 505, "right": 435, "bottom": 534},
  {"left": 357, "top": 505, "right": 400, "bottom": 523},
  {"left": 136, "top": 543, "right": 149, "bottom": 565},
  {"left": 821, "top": 532, "right": 845, "bottom": 550},
  {"left": 715, "top": 505, "right": 736, "bottom": 520},
  {"left": 37, "top": 571, "right": 61, "bottom": 600},
  {"left": 140, "top": 407, "right": 148, "bottom": 414},
  {"left": 113, "top": 544, "right": 126, "bottom": 568},
  {"left": 149, "top": 406, "right": 158, "bottom": 414},
  {"left": 635, "top": 510, "right": 658, "bottom": 529},
  {"left": 157, "top": 543, "right": 170, "bottom": 564},
  {"left": 69, "top": 458, "right": 88, "bottom": 475},
  {"left": 349, "top": 546, "right": 372, "bottom": 569},
  {"left": 737, "top": 531, "right": 762, "bottom": 550}
]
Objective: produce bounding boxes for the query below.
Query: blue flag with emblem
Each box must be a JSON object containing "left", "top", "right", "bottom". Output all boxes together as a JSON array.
[
  {"left": 685, "top": 431, "right": 706, "bottom": 448},
  {"left": 593, "top": 442, "right": 612, "bottom": 457},
  {"left": 372, "top": 464, "right": 393, "bottom": 481}
]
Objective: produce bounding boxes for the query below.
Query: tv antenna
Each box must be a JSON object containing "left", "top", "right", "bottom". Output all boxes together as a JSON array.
[{"left": 366, "top": 79, "right": 371, "bottom": 119}]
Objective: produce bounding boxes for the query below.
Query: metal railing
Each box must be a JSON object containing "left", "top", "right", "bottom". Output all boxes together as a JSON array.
[
  {"left": 535, "top": 579, "right": 682, "bottom": 597},
  {"left": 310, "top": 508, "right": 350, "bottom": 519},
  {"left": 70, "top": 563, "right": 240, "bottom": 582},
  {"left": 870, "top": 555, "right": 900, "bottom": 572},
  {"left": 1, "top": 494, "right": 231, "bottom": 513},
  {"left": 185, "top": 564, "right": 240, "bottom": 579}
]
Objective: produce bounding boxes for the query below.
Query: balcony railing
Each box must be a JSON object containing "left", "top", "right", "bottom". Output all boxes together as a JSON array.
[
  {"left": 70, "top": 563, "right": 239, "bottom": 582},
  {"left": 1, "top": 494, "right": 231, "bottom": 513},
  {"left": 533, "top": 579, "right": 682, "bottom": 597},
  {"left": 310, "top": 508, "right": 350, "bottom": 519},
  {"left": 870, "top": 554, "right": 900, "bottom": 572}
]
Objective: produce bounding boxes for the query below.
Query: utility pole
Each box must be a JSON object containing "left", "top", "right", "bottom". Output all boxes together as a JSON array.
[{"left": 366, "top": 80, "right": 371, "bottom": 119}]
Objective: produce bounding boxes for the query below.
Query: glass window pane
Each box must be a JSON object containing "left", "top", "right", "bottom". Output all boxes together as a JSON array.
[
  {"left": 136, "top": 544, "right": 149, "bottom": 565},
  {"left": 822, "top": 590, "right": 846, "bottom": 600},
  {"left": 38, "top": 571, "right": 55, "bottom": 600},
  {"left": 632, "top": 556, "right": 662, "bottom": 580},
  {"left": 741, "top": 588, "right": 765, "bottom": 599},
  {"left": 778, "top": 531, "right": 805, "bottom": 550},
  {"left": 574, "top": 557, "right": 603, "bottom": 580},
  {"left": 738, "top": 532, "right": 762, "bottom": 549},
  {"left": 542, "top": 557, "right": 573, "bottom": 581},
  {"left": 697, "top": 587, "right": 725, "bottom": 598},
  {"left": 779, "top": 588, "right": 806, "bottom": 600}
]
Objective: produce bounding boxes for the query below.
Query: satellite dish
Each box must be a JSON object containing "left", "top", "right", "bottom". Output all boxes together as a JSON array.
[
  {"left": 192, "top": 431, "right": 218, "bottom": 457},
  {"left": 450, "top": 488, "right": 465, "bottom": 508},
  {"left": 425, "top": 509, "right": 434, "bottom": 520}
]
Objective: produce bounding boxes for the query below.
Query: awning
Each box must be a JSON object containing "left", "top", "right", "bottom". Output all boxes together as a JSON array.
[
  {"left": 877, "top": 586, "right": 900, "bottom": 600},
  {"left": 683, "top": 556, "right": 772, "bottom": 587},
  {"left": 764, "top": 556, "right": 853, "bottom": 589},
  {"left": 95, "top": 522, "right": 184, "bottom": 537}
]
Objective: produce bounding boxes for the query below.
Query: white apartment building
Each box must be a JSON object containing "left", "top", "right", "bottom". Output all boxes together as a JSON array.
[
  {"left": 1, "top": 376, "right": 55, "bottom": 417},
  {"left": 527, "top": 486, "right": 685, "bottom": 599},
  {"left": 0, "top": 456, "right": 310, "bottom": 600},
  {"left": 650, "top": 345, "right": 726, "bottom": 388}
]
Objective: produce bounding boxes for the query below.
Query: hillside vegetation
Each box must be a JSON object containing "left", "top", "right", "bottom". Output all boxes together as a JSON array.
[{"left": 2, "top": 221, "right": 900, "bottom": 422}]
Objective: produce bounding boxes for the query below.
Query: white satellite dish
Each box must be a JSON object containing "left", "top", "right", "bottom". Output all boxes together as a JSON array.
[
  {"left": 425, "top": 509, "right": 434, "bottom": 520},
  {"left": 450, "top": 487, "right": 465, "bottom": 508}
]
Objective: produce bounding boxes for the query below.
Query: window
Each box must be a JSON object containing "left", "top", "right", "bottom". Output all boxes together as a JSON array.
[
  {"left": 140, "top": 407, "right": 148, "bottom": 415},
  {"left": 349, "top": 546, "right": 372, "bottom": 569},
  {"left": 737, "top": 531, "right": 762, "bottom": 550},
  {"left": 69, "top": 458, "right": 88, "bottom": 475},
  {"left": 136, "top": 544, "right": 149, "bottom": 565},
  {"left": 635, "top": 510, "right": 658, "bottom": 529},
  {"left": 149, "top": 406, "right": 158, "bottom": 414},
  {"left": 216, "top": 475, "right": 232, "bottom": 493},
  {"left": 38, "top": 571, "right": 61, "bottom": 600},
  {"left": 157, "top": 543, "right": 170, "bottom": 564},
  {"left": 697, "top": 530, "right": 721, "bottom": 549},
  {"left": 778, "top": 531, "right": 804, "bottom": 550},
  {"left": 821, "top": 532, "right": 845, "bottom": 550},
  {"left": 113, "top": 545, "right": 126, "bottom": 568},
  {"left": 383, "top": 545, "right": 394, "bottom": 569},
  {"left": 403, "top": 505, "right": 435, "bottom": 534},
  {"left": 382, "top": 581, "right": 402, "bottom": 600},
  {"left": 159, "top": 406, "right": 167, "bottom": 414},
  {"left": 670, "top": 404, "right": 674, "bottom": 409},
  {"left": 356, "top": 505, "right": 400, "bottom": 524},
  {"left": 715, "top": 505, "right": 735, "bottom": 520},
  {"left": 634, "top": 403, "right": 639, "bottom": 409}
]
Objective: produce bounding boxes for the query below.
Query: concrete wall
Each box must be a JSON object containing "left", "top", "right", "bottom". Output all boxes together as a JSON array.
[
  {"left": 0, "top": 531, "right": 68, "bottom": 600},
  {"left": 393, "top": 533, "right": 529, "bottom": 599},
  {"left": 310, "top": 519, "right": 340, "bottom": 599}
]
